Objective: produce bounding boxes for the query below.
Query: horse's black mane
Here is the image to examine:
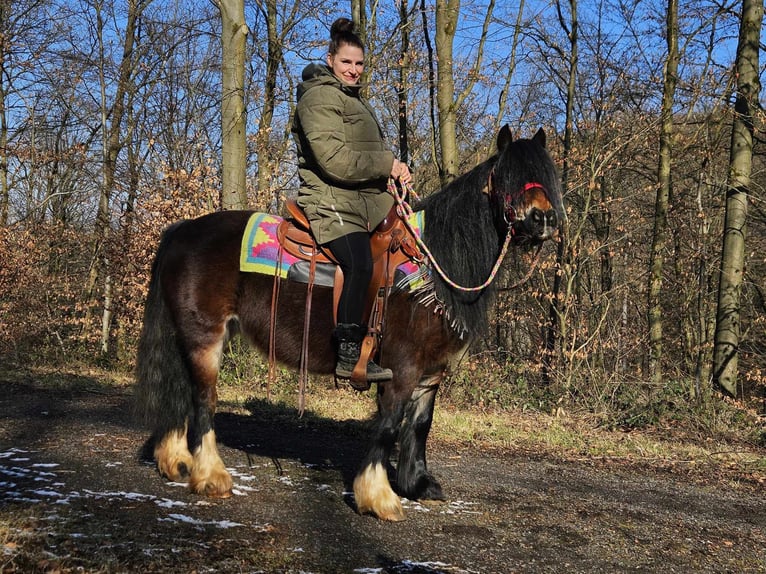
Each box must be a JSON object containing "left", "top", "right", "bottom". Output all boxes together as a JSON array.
[
  {"left": 415, "top": 158, "right": 500, "bottom": 338},
  {"left": 413, "top": 134, "right": 561, "bottom": 339}
]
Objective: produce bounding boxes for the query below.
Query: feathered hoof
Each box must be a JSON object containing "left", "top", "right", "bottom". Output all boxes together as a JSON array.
[
  {"left": 189, "top": 467, "right": 233, "bottom": 499},
  {"left": 154, "top": 429, "right": 194, "bottom": 482},
  {"left": 157, "top": 454, "right": 194, "bottom": 483},
  {"left": 353, "top": 463, "right": 405, "bottom": 521}
]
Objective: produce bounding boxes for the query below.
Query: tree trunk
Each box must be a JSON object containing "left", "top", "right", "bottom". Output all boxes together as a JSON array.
[
  {"left": 713, "top": 0, "right": 762, "bottom": 397},
  {"left": 219, "top": 0, "right": 248, "bottom": 210},
  {"left": 86, "top": 0, "right": 143, "bottom": 354},
  {"left": 493, "top": 0, "right": 524, "bottom": 133},
  {"left": 543, "top": 0, "right": 576, "bottom": 384},
  {"left": 434, "top": 0, "right": 459, "bottom": 185},
  {"left": 254, "top": 0, "right": 278, "bottom": 211},
  {"left": 647, "top": 0, "right": 678, "bottom": 385},
  {"left": 350, "top": 0, "right": 371, "bottom": 93},
  {"left": 693, "top": 158, "right": 713, "bottom": 399},
  {"left": 420, "top": 0, "right": 438, "bottom": 174},
  {"left": 434, "top": 0, "right": 494, "bottom": 186},
  {"left": 350, "top": 0, "right": 367, "bottom": 48},
  {"left": 0, "top": 1, "right": 8, "bottom": 226},
  {"left": 397, "top": 0, "right": 411, "bottom": 165}
]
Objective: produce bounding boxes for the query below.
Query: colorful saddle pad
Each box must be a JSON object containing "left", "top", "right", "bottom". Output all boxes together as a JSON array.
[
  {"left": 240, "top": 213, "right": 297, "bottom": 277},
  {"left": 240, "top": 210, "right": 425, "bottom": 283}
]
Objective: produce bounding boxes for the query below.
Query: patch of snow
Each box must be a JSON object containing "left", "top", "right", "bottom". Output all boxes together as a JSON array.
[
  {"left": 278, "top": 476, "right": 295, "bottom": 486},
  {"left": 159, "top": 513, "right": 244, "bottom": 529},
  {"left": 355, "top": 560, "right": 479, "bottom": 573},
  {"left": 228, "top": 468, "right": 258, "bottom": 481},
  {"left": 0, "top": 448, "right": 29, "bottom": 459}
]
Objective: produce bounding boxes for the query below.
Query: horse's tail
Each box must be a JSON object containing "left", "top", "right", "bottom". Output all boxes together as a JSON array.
[{"left": 134, "top": 222, "right": 192, "bottom": 439}]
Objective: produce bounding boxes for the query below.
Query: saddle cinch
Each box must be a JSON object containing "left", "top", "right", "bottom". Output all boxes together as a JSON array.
[{"left": 271, "top": 199, "right": 422, "bottom": 392}]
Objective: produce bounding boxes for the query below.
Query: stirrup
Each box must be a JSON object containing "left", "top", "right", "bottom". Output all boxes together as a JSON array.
[
  {"left": 352, "top": 335, "right": 391, "bottom": 387},
  {"left": 335, "top": 362, "right": 373, "bottom": 391}
]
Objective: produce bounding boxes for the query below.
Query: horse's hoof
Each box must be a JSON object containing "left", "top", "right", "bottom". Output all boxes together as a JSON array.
[
  {"left": 206, "top": 486, "right": 233, "bottom": 499},
  {"left": 189, "top": 478, "right": 233, "bottom": 498},
  {"left": 353, "top": 462, "right": 405, "bottom": 521},
  {"left": 157, "top": 455, "right": 193, "bottom": 482},
  {"left": 416, "top": 476, "right": 446, "bottom": 502},
  {"left": 154, "top": 428, "right": 193, "bottom": 482},
  {"left": 355, "top": 494, "right": 406, "bottom": 521},
  {"left": 189, "top": 469, "right": 233, "bottom": 498},
  {"left": 374, "top": 500, "right": 406, "bottom": 522}
]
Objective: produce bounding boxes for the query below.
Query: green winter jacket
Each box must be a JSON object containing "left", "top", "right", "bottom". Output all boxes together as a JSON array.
[{"left": 292, "top": 63, "right": 395, "bottom": 245}]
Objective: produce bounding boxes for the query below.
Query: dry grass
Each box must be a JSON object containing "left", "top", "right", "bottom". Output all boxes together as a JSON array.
[{"left": 215, "top": 372, "right": 766, "bottom": 489}]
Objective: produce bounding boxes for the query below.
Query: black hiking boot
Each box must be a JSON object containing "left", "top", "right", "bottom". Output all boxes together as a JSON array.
[{"left": 334, "top": 323, "right": 393, "bottom": 386}]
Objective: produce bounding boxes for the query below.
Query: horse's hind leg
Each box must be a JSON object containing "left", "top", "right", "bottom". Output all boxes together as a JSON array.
[
  {"left": 135, "top": 260, "right": 195, "bottom": 484},
  {"left": 397, "top": 376, "right": 445, "bottom": 501},
  {"left": 353, "top": 387, "right": 407, "bottom": 521},
  {"left": 184, "top": 328, "right": 233, "bottom": 498}
]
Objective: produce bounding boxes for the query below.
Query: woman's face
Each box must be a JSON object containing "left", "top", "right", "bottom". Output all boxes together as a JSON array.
[{"left": 327, "top": 43, "right": 364, "bottom": 85}]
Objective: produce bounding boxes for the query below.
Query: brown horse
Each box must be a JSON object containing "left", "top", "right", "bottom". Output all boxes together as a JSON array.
[{"left": 134, "top": 126, "right": 564, "bottom": 521}]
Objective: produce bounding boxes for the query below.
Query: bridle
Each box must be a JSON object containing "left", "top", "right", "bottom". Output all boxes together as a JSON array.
[{"left": 483, "top": 167, "right": 550, "bottom": 228}]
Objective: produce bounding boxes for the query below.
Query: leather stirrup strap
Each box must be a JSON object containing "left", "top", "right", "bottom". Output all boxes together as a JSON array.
[
  {"left": 268, "top": 244, "right": 284, "bottom": 400},
  {"left": 298, "top": 254, "right": 316, "bottom": 415}
]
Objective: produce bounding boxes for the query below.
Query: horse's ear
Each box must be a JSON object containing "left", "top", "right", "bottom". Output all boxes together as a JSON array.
[
  {"left": 532, "top": 128, "right": 547, "bottom": 148},
  {"left": 497, "top": 124, "right": 513, "bottom": 150}
]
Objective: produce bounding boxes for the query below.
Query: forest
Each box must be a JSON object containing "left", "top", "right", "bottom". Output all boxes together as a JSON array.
[{"left": 0, "top": 0, "right": 764, "bottom": 425}]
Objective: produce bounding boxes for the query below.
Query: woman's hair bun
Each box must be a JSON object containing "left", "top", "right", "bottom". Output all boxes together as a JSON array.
[{"left": 330, "top": 17, "right": 355, "bottom": 38}]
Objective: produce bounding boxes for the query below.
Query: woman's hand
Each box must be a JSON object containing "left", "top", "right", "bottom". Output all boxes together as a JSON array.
[{"left": 390, "top": 159, "right": 412, "bottom": 185}]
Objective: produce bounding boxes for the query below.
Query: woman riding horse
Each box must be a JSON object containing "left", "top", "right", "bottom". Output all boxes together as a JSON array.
[{"left": 292, "top": 17, "right": 412, "bottom": 385}]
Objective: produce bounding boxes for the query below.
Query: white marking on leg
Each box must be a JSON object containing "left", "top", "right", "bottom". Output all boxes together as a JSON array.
[
  {"left": 189, "top": 430, "right": 233, "bottom": 498},
  {"left": 154, "top": 423, "right": 193, "bottom": 482},
  {"left": 353, "top": 462, "right": 404, "bottom": 521}
]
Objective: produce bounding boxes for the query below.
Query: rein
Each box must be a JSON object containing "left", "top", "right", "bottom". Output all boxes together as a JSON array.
[{"left": 388, "top": 179, "right": 539, "bottom": 292}]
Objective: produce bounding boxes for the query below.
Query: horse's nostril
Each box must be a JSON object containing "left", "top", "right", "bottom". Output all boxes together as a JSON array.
[
  {"left": 546, "top": 210, "right": 558, "bottom": 228},
  {"left": 531, "top": 209, "right": 544, "bottom": 224}
]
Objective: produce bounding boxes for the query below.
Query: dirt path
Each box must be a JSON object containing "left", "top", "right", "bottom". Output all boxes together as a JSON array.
[{"left": 1, "top": 371, "right": 764, "bottom": 573}]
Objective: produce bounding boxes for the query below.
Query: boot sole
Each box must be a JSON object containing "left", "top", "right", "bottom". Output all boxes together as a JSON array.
[{"left": 336, "top": 369, "right": 393, "bottom": 383}]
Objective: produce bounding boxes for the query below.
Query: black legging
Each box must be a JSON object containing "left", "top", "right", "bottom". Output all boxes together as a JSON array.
[{"left": 325, "top": 231, "right": 373, "bottom": 325}]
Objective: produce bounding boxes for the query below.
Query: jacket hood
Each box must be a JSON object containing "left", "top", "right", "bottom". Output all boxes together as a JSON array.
[{"left": 297, "top": 63, "right": 362, "bottom": 100}]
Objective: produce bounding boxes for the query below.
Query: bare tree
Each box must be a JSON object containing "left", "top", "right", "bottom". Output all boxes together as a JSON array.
[
  {"left": 0, "top": 0, "right": 51, "bottom": 225},
  {"left": 397, "top": 0, "right": 413, "bottom": 164},
  {"left": 543, "top": 0, "right": 577, "bottom": 382},
  {"left": 434, "top": 0, "right": 495, "bottom": 185},
  {"left": 713, "top": 0, "right": 762, "bottom": 396},
  {"left": 87, "top": 0, "right": 149, "bottom": 353},
  {"left": 251, "top": 0, "right": 300, "bottom": 212},
  {"left": 647, "top": 0, "right": 679, "bottom": 384},
  {"left": 218, "top": 0, "right": 248, "bottom": 210}
]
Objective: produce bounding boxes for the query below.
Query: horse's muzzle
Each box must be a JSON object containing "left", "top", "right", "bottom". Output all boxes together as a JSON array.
[{"left": 517, "top": 207, "right": 559, "bottom": 242}]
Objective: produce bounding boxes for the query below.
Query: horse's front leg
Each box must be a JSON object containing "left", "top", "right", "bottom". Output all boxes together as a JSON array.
[
  {"left": 353, "top": 384, "right": 408, "bottom": 521},
  {"left": 397, "top": 374, "right": 446, "bottom": 502},
  {"left": 185, "top": 329, "right": 233, "bottom": 498}
]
